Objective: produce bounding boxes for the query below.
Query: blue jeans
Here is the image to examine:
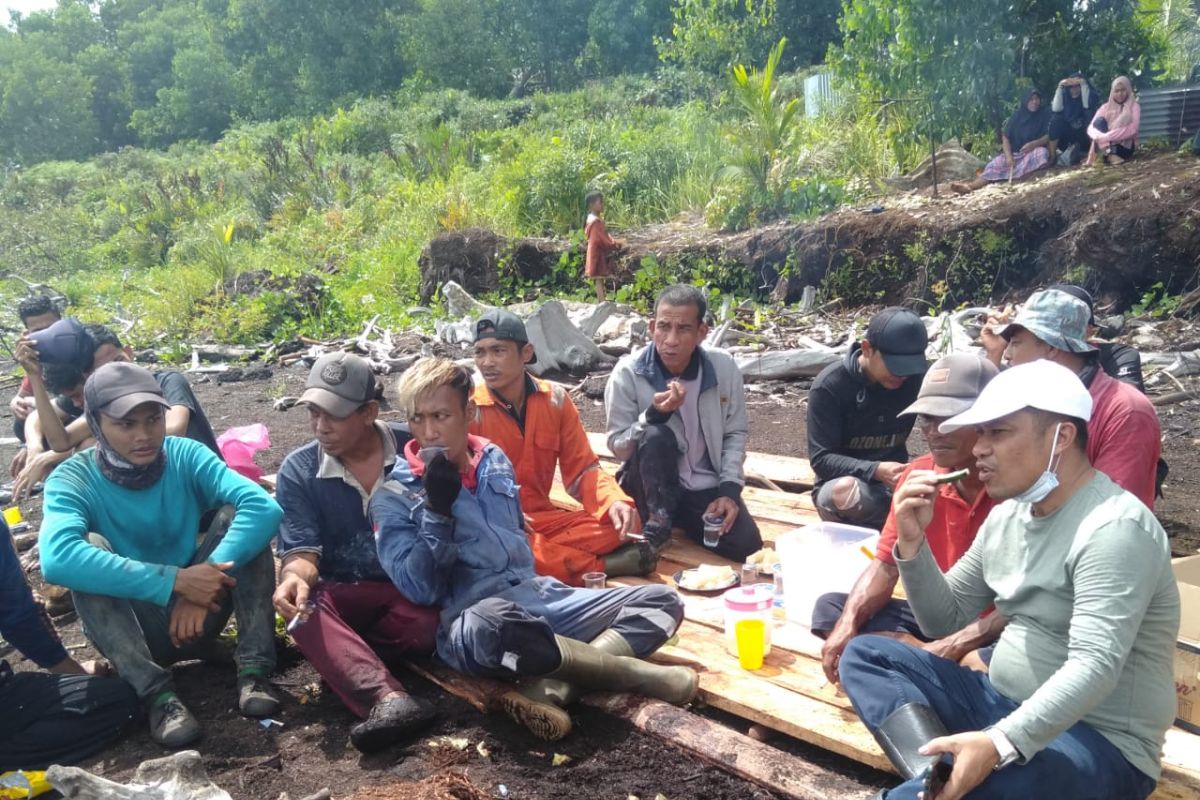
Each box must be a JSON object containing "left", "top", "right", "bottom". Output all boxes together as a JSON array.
[
  {"left": 73, "top": 507, "right": 277, "bottom": 700},
  {"left": 441, "top": 576, "right": 683, "bottom": 677},
  {"left": 839, "top": 635, "right": 1156, "bottom": 800},
  {"left": 809, "top": 592, "right": 927, "bottom": 640}
]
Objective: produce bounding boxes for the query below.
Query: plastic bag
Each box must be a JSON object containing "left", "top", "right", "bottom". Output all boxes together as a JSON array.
[
  {"left": 216, "top": 424, "right": 270, "bottom": 482},
  {"left": 0, "top": 770, "right": 52, "bottom": 798}
]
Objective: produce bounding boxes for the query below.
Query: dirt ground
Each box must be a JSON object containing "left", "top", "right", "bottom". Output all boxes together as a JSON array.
[{"left": 2, "top": 355, "right": 1197, "bottom": 799}]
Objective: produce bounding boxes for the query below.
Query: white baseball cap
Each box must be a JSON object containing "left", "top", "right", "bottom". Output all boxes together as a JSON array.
[{"left": 938, "top": 359, "right": 1093, "bottom": 433}]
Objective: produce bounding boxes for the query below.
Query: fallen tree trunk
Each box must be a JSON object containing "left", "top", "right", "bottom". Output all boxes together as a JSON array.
[{"left": 735, "top": 348, "right": 841, "bottom": 381}]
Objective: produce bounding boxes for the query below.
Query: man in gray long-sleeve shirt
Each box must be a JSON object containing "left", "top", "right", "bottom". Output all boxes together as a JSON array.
[{"left": 839, "top": 360, "right": 1179, "bottom": 800}]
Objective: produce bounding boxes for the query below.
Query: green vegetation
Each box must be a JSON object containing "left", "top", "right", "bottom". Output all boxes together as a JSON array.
[{"left": 0, "top": 1, "right": 1193, "bottom": 347}]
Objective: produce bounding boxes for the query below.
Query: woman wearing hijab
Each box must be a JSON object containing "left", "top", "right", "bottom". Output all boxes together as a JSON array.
[
  {"left": 38, "top": 362, "right": 283, "bottom": 748},
  {"left": 951, "top": 88, "right": 1051, "bottom": 194},
  {"left": 1087, "top": 76, "right": 1140, "bottom": 165},
  {"left": 1048, "top": 72, "right": 1098, "bottom": 165}
]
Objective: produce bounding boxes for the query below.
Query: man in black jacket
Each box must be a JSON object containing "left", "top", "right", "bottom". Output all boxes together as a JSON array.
[{"left": 807, "top": 308, "right": 928, "bottom": 530}]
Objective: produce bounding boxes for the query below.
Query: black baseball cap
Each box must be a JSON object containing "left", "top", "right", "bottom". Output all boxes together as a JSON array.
[
  {"left": 474, "top": 309, "right": 536, "bottom": 364},
  {"left": 1047, "top": 284, "right": 1096, "bottom": 325},
  {"left": 865, "top": 307, "right": 929, "bottom": 377}
]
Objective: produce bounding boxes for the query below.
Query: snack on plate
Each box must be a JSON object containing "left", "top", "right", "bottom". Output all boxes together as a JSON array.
[
  {"left": 679, "top": 564, "right": 737, "bottom": 590},
  {"left": 746, "top": 547, "right": 782, "bottom": 574}
]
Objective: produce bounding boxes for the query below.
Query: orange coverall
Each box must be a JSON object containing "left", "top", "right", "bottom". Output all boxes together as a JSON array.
[{"left": 470, "top": 377, "right": 631, "bottom": 585}]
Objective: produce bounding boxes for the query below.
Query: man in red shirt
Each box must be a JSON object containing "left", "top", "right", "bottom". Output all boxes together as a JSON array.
[
  {"left": 982, "top": 288, "right": 1160, "bottom": 508},
  {"left": 814, "top": 354, "right": 1001, "bottom": 684}
]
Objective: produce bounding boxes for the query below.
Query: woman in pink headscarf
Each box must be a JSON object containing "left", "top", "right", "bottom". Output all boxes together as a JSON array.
[{"left": 1087, "top": 76, "right": 1140, "bottom": 166}]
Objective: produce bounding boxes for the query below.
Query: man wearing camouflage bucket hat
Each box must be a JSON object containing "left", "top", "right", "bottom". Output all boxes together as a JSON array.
[{"left": 981, "top": 288, "right": 1161, "bottom": 508}]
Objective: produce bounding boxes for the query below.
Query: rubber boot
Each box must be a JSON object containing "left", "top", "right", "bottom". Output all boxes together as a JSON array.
[
  {"left": 871, "top": 702, "right": 948, "bottom": 780},
  {"left": 500, "top": 630, "right": 638, "bottom": 741},
  {"left": 602, "top": 541, "right": 657, "bottom": 577},
  {"left": 548, "top": 634, "right": 697, "bottom": 703}
]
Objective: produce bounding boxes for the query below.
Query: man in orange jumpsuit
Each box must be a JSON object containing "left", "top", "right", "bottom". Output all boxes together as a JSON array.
[{"left": 470, "top": 310, "right": 655, "bottom": 585}]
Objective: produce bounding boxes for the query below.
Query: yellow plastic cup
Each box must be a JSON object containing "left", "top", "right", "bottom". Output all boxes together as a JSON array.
[
  {"left": 735, "top": 618, "right": 766, "bottom": 670},
  {"left": 2, "top": 507, "right": 20, "bottom": 527}
]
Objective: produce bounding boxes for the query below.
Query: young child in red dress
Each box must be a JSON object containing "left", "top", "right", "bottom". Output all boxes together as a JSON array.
[{"left": 584, "top": 191, "right": 624, "bottom": 302}]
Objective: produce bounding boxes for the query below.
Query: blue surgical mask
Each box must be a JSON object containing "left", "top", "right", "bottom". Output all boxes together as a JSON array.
[{"left": 1013, "top": 423, "right": 1063, "bottom": 504}]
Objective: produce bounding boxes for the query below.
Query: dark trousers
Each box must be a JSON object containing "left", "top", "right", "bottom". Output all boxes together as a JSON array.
[
  {"left": 290, "top": 580, "right": 439, "bottom": 718},
  {"left": 617, "top": 423, "right": 762, "bottom": 562},
  {"left": 1092, "top": 117, "right": 1135, "bottom": 160},
  {"left": 839, "top": 635, "right": 1157, "bottom": 800},
  {"left": 808, "top": 592, "right": 928, "bottom": 640},
  {"left": 1048, "top": 113, "right": 1090, "bottom": 158},
  {"left": 0, "top": 660, "right": 138, "bottom": 771},
  {"left": 73, "top": 507, "right": 277, "bottom": 700}
]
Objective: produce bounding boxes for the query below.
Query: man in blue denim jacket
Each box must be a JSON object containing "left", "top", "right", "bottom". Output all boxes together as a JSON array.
[{"left": 370, "top": 358, "right": 696, "bottom": 742}]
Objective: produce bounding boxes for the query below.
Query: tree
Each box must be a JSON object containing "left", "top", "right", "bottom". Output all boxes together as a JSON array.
[
  {"left": 585, "top": 0, "right": 673, "bottom": 75},
  {"left": 0, "top": 42, "right": 98, "bottom": 163},
  {"left": 403, "top": 0, "right": 516, "bottom": 97},
  {"left": 658, "top": 0, "right": 840, "bottom": 72}
]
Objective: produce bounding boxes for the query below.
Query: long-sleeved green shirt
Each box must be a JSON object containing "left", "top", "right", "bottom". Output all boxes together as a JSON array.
[{"left": 897, "top": 472, "right": 1180, "bottom": 780}]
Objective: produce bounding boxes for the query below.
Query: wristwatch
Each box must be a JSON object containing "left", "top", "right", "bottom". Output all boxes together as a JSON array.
[{"left": 984, "top": 726, "right": 1021, "bottom": 770}]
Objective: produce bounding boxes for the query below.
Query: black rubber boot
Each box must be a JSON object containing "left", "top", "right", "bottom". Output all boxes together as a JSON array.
[
  {"left": 871, "top": 702, "right": 948, "bottom": 780},
  {"left": 602, "top": 541, "right": 658, "bottom": 577}
]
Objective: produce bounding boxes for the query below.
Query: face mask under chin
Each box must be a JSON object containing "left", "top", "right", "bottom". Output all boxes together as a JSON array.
[{"left": 1012, "top": 422, "right": 1063, "bottom": 505}]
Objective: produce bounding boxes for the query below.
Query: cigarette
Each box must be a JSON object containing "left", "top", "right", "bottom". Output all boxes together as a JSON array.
[
  {"left": 625, "top": 532, "right": 647, "bottom": 541},
  {"left": 933, "top": 468, "right": 970, "bottom": 485}
]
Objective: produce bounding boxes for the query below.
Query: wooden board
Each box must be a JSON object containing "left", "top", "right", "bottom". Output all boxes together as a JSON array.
[{"left": 585, "top": 431, "right": 817, "bottom": 489}]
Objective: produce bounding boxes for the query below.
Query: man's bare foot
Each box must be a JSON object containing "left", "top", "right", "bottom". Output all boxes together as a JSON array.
[{"left": 1106, "top": 154, "right": 1126, "bottom": 166}]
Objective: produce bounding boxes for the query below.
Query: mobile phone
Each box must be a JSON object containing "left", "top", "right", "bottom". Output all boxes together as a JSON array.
[{"left": 923, "top": 753, "right": 953, "bottom": 799}]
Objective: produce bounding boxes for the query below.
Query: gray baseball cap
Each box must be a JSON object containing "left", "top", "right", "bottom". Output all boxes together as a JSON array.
[
  {"left": 995, "top": 289, "right": 1097, "bottom": 354},
  {"left": 85, "top": 362, "right": 170, "bottom": 419},
  {"left": 900, "top": 353, "right": 999, "bottom": 418},
  {"left": 300, "top": 352, "right": 378, "bottom": 417}
]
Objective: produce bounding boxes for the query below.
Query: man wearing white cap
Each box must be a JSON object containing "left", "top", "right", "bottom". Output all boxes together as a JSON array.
[
  {"left": 981, "top": 287, "right": 1161, "bottom": 508},
  {"left": 838, "top": 361, "right": 1179, "bottom": 800}
]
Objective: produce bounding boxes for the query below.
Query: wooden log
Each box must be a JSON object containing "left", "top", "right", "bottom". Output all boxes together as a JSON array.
[
  {"left": 734, "top": 348, "right": 841, "bottom": 382},
  {"left": 524, "top": 300, "right": 617, "bottom": 377},
  {"left": 582, "top": 693, "right": 882, "bottom": 800}
]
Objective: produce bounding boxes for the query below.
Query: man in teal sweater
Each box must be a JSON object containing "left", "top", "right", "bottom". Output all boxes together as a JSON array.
[
  {"left": 839, "top": 360, "right": 1179, "bottom": 800},
  {"left": 39, "top": 363, "right": 283, "bottom": 748}
]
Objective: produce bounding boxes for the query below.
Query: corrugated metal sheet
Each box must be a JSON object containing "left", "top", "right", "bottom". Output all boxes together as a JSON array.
[
  {"left": 1138, "top": 84, "right": 1200, "bottom": 143},
  {"left": 804, "top": 72, "right": 844, "bottom": 118}
]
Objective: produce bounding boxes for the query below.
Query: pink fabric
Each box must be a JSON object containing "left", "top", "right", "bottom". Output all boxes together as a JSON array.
[
  {"left": 979, "top": 146, "right": 1050, "bottom": 182},
  {"left": 290, "top": 580, "right": 439, "bottom": 718},
  {"left": 1087, "top": 369, "right": 1160, "bottom": 509},
  {"left": 1086, "top": 77, "right": 1140, "bottom": 164}
]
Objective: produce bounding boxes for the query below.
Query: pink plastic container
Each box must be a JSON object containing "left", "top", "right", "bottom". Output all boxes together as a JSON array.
[{"left": 723, "top": 583, "right": 775, "bottom": 656}]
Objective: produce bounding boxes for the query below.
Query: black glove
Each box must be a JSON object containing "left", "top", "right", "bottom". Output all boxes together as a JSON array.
[{"left": 424, "top": 453, "right": 462, "bottom": 516}]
